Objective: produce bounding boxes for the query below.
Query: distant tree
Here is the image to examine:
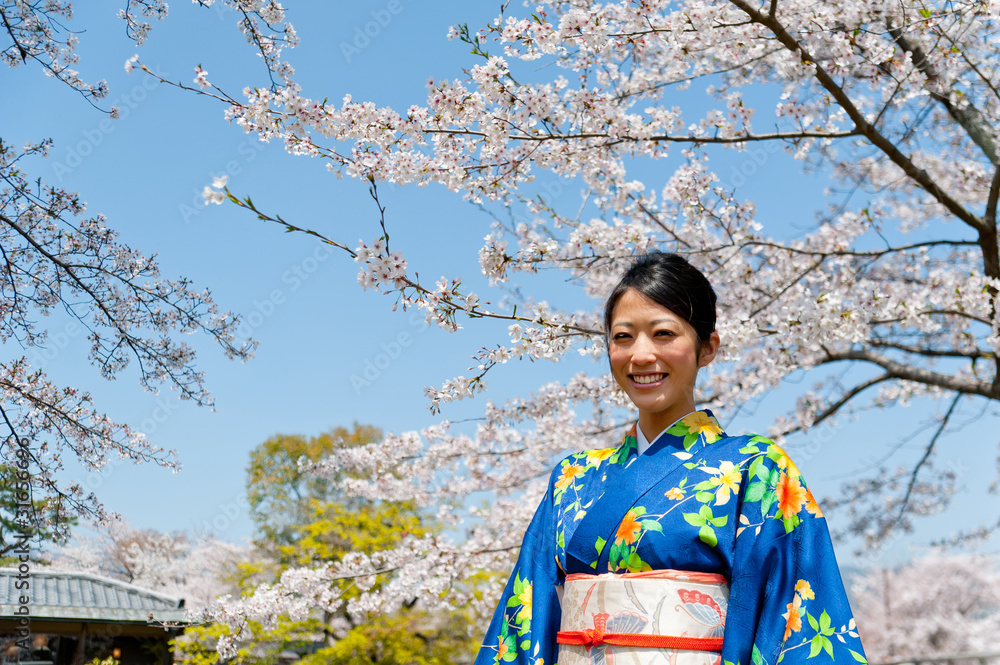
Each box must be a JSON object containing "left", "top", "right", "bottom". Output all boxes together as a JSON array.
[
  {"left": 850, "top": 552, "right": 1000, "bottom": 661},
  {"left": 0, "top": 464, "right": 75, "bottom": 559},
  {"left": 245, "top": 423, "right": 385, "bottom": 550},
  {"left": 50, "top": 519, "right": 249, "bottom": 610},
  {"left": 177, "top": 424, "right": 478, "bottom": 665}
]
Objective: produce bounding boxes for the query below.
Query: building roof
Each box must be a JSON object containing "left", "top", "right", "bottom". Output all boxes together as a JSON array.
[{"left": 0, "top": 568, "right": 187, "bottom": 624}]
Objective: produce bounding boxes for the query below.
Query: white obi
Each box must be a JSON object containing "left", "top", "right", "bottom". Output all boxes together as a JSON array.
[{"left": 557, "top": 569, "right": 729, "bottom": 665}]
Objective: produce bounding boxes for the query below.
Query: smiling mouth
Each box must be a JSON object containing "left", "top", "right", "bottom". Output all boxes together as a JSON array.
[{"left": 631, "top": 373, "right": 666, "bottom": 384}]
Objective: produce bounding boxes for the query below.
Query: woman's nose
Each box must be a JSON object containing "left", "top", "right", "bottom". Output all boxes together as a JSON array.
[{"left": 631, "top": 334, "right": 657, "bottom": 363}]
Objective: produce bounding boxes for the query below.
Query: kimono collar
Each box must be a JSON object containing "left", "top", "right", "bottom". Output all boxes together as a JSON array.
[
  {"left": 565, "top": 409, "right": 727, "bottom": 572},
  {"left": 624, "top": 409, "right": 726, "bottom": 458}
]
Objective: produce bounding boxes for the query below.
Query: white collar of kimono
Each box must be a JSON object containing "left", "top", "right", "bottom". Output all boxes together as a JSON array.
[{"left": 635, "top": 411, "right": 696, "bottom": 455}]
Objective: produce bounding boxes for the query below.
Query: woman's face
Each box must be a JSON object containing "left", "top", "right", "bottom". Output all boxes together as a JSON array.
[{"left": 608, "top": 288, "right": 719, "bottom": 438}]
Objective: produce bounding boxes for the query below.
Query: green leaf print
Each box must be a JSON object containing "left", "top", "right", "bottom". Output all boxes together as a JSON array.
[
  {"left": 641, "top": 519, "right": 663, "bottom": 533},
  {"left": 627, "top": 551, "right": 645, "bottom": 571},
  {"left": 807, "top": 611, "right": 819, "bottom": 632},
  {"left": 782, "top": 514, "right": 801, "bottom": 533},
  {"left": 683, "top": 511, "right": 706, "bottom": 527},
  {"left": 819, "top": 610, "right": 834, "bottom": 636},
  {"left": 497, "top": 621, "right": 518, "bottom": 663},
  {"left": 595, "top": 535, "right": 607, "bottom": 554},
  {"left": 767, "top": 467, "right": 781, "bottom": 486},
  {"left": 848, "top": 649, "right": 868, "bottom": 663},
  {"left": 751, "top": 645, "right": 765, "bottom": 665},
  {"left": 745, "top": 480, "right": 766, "bottom": 502},
  {"left": 683, "top": 432, "right": 699, "bottom": 450},
  {"left": 761, "top": 490, "right": 776, "bottom": 518},
  {"left": 699, "top": 524, "right": 718, "bottom": 546},
  {"left": 809, "top": 635, "right": 823, "bottom": 658}
]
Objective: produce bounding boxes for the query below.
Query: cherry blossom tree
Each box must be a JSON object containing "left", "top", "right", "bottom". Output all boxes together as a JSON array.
[
  {"left": 167, "top": 0, "right": 1000, "bottom": 653},
  {"left": 0, "top": 1, "right": 263, "bottom": 541},
  {"left": 850, "top": 552, "right": 1000, "bottom": 661},
  {"left": 50, "top": 519, "right": 249, "bottom": 611},
  {"left": 9, "top": 0, "right": 996, "bottom": 654}
]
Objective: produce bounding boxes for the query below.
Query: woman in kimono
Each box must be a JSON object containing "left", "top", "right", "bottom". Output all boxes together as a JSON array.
[{"left": 475, "top": 253, "right": 867, "bottom": 665}]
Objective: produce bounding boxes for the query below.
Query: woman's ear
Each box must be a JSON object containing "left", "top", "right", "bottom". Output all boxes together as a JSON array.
[{"left": 698, "top": 330, "right": 721, "bottom": 368}]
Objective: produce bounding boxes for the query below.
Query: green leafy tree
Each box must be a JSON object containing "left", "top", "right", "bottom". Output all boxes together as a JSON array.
[
  {"left": 176, "top": 424, "right": 477, "bottom": 665},
  {"left": 0, "top": 463, "right": 75, "bottom": 561}
]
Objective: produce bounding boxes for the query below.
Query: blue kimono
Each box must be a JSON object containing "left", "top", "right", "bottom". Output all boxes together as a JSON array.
[{"left": 475, "top": 410, "right": 867, "bottom": 665}]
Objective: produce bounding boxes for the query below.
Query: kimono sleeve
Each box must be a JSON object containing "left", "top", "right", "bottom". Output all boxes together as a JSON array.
[
  {"left": 722, "top": 439, "right": 868, "bottom": 665},
  {"left": 474, "top": 476, "right": 561, "bottom": 665}
]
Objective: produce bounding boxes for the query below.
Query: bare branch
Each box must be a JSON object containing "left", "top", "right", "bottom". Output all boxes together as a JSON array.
[
  {"left": 892, "top": 393, "right": 961, "bottom": 527},
  {"left": 869, "top": 340, "right": 991, "bottom": 360},
  {"left": 778, "top": 373, "right": 894, "bottom": 437},
  {"left": 819, "top": 348, "right": 999, "bottom": 399}
]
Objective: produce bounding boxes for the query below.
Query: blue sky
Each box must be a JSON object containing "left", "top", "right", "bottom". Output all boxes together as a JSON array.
[{"left": 2, "top": 2, "right": 996, "bottom": 567}]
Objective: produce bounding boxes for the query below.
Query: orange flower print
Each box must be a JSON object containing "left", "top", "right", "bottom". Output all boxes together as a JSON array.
[
  {"left": 682, "top": 411, "right": 723, "bottom": 442},
  {"left": 804, "top": 488, "right": 823, "bottom": 517},
  {"left": 497, "top": 636, "right": 509, "bottom": 661},
  {"left": 771, "top": 443, "right": 801, "bottom": 479},
  {"left": 795, "top": 580, "right": 815, "bottom": 600},
  {"left": 615, "top": 509, "right": 643, "bottom": 545},
  {"left": 775, "top": 472, "right": 808, "bottom": 520},
  {"left": 555, "top": 464, "right": 585, "bottom": 490},
  {"left": 665, "top": 487, "right": 685, "bottom": 500},
  {"left": 586, "top": 448, "right": 616, "bottom": 467},
  {"left": 782, "top": 594, "right": 803, "bottom": 641}
]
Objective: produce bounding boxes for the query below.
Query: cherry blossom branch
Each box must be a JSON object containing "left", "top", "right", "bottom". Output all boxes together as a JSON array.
[
  {"left": 421, "top": 127, "right": 861, "bottom": 144},
  {"left": 887, "top": 25, "right": 999, "bottom": 166},
  {"left": 728, "top": 0, "right": 988, "bottom": 234},
  {"left": 216, "top": 186, "right": 599, "bottom": 336}
]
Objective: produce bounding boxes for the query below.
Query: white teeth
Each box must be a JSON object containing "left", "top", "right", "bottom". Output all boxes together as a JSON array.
[{"left": 633, "top": 374, "right": 665, "bottom": 384}]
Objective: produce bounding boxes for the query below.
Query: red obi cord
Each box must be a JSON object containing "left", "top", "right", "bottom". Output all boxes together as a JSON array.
[{"left": 557, "top": 629, "right": 724, "bottom": 652}]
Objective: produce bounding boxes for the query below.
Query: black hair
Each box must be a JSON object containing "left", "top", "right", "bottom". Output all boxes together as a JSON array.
[{"left": 603, "top": 252, "right": 717, "bottom": 349}]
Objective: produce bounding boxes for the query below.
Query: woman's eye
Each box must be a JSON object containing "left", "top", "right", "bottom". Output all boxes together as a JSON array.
[
  {"left": 655, "top": 330, "right": 676, "bottom": 337},
  {"left": 613, "top": 332, "right": 631, "bottom": 340}
]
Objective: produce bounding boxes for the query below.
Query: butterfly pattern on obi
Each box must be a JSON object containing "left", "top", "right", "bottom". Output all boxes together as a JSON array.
[
  {"left": 587, "top": 610, "right": 650, "bottom": 665},
  {"left": 676, "top": 589, "right": 726, "bottom": 638}
]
